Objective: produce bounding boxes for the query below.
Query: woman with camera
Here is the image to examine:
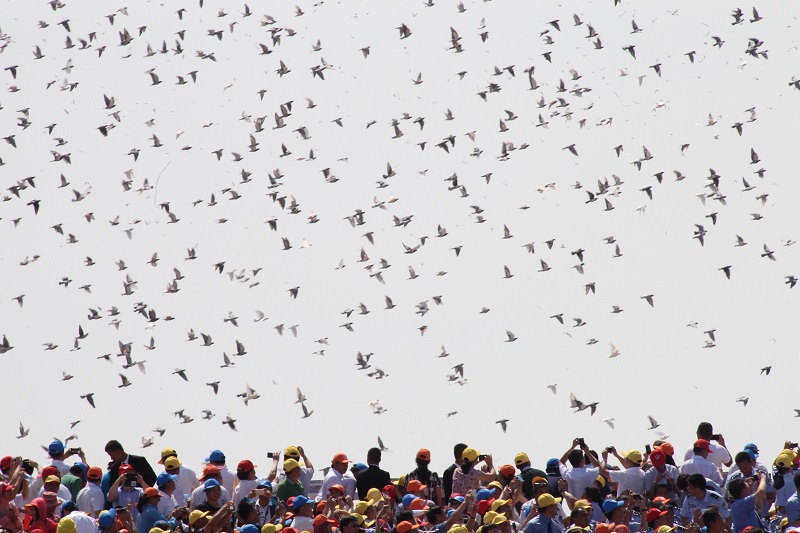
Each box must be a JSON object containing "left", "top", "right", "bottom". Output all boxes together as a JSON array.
[{"left": 451, "top": 448, "right": 496, "bottom": 496}]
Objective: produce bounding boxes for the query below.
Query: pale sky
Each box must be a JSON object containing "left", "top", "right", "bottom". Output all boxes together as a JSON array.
[{"left": 1, "top": 0, "right": 799, "bottom": 478}]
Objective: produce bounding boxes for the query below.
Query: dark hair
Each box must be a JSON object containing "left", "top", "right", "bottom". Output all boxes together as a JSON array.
[
  {"left": 137, "top": 494, "right": 157, "bottom": 514},
  {"left": 395, "top": 511, "right": 414, "bottom": 524},
  {"left": 793, "top": 472, "right": 800, "bottom": 490},
  {"left": 426, "top": 506, "right": 443, "bottom": 524},
  {"left": 238, "top": 499, "right": 256, "bottom": 521},
  {"left": 69, "top": 464, "right": 85, "bottom": 477},
  {"left": 702, "top": 507, "right": 720, "bottom": 527},
  {"left": 237, "top": 470, "right": 251, "bottom": 481},
  {"left": 693, "top": 446, "right": 706, "bottom": 455},
  {"left": 367, "top": 448, "right": 382, "bottom": 464},
  {"left": 339, "top": 516, "right": 358, "bottom": 528},
  {"left": 734, "top": 451, "right": 752, "bottom": 465},
  {"left": 453, "top": 443, "right": 468, "bottom": 461},
  {"left": 105, "top": 440, "right": 124, "bottom": 453},
  {"left": 567, "top": 450, "right": 584, "bottom": 468},
  {"left": 676, "top": 474, "right": 689, "bottom": 491},
  {"left": 728, "top": 478, "right": 746, "bottom": 499},
  {"left": 584, "top": 486, "right": 602, "bottom": 504},
  {"left": 697, "top": 422, "right": 713, "bottom": 439},
  {"left": 688, "top": 474, "right": 707, "bottom": 490}
]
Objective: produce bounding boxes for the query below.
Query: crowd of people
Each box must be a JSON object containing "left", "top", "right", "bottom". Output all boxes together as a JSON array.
[{"left": 2, "top": 422, "right": 800, "bottom": 533}]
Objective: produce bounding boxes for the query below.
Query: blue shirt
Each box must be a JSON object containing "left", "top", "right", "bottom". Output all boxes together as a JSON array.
[
  {"left": 731, "top": 495, "right": 764, "bottom": 533},
  {"left": 786, "top": 491, "right": 800, "bottom": 523},
  {"left": 524, "top": 514, "right": 564, "bottom": 533},
  {"left": 137, "top": 503, "right": 167, "bottom": 533}
]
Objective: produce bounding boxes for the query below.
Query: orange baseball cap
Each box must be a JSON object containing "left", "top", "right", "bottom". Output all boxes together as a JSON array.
[
  {"left": 416, "top": 449, "right": 431, "bottom": 461},
  {"left": 332, "top": 453, "right": 351, "bottom": 464},
  {"left": 407, "top": 480, "right": 427, "bottom": 492}
]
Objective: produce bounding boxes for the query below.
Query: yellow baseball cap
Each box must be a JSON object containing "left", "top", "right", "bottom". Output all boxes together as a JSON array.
[
  {"left": 283, "top": 459, "right": 300, "bottom": 472},
  {"left": 462, "top": 448, "right": 479, "bottom": 462},
  {"left": 514, "top": 452, "right": 530, "bottom": 466},
  {"left": 158, "top": 448, "right": 177, "bottom": 464}
]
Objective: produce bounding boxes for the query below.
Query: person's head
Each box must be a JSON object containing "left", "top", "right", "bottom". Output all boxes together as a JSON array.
[
  {"left": 696, "top": 422, "right": 713, "bottom": 440},
  {"left": 205, "top": 450, "right": 226, "bottom": 466},
  {"left": 332, "top": 453, "right": 351, "bottom": 474},
  {"left": 98, "top": 509, "right": 119, "bottom": 533},
  {"left": 567, "top": 449, "right": 585, "bottom": 468},
  {"left": 619, "top": 450, "right": 642, "bottom": 469},
  {"left": 157, "top": 472, "right": 178, "bottom": 494},
  {"left": 686, "top": 474, "right": 707, "bottom": 498},
  {"left": 238, "top": 499, "right": 259, "bottom": 525},
  {"left": 104, "top": 440, "right": 126, "bottom": 463},
  {"left": 653, "top": 484, "right": 670, "bottom": 499},
  {"left": 570, "top": 506, "right": 591, "bottom": 528},
  {"left": 200, "top": 464, "right": 221, "bottom": 483},
  {"left": 189, "top": 510, "right": 210, "bottom": 531},
  {"left": 426, "top": 506, "right": 445, "bottom": 525},
  {"left": 48, "top": 440, "right": 65, "bottom": 460},
  {"left": 284, "top": 459, "right": 302, "bottom": 481},
  {"left": 728, "top": 478, "right": 751, "bottom": 500},
  {"left": 735, "top": 451, "right": 754, "bottom": 475},
  {"left": 416, "top": 449, "right": 431, "bottom": 470},
  {"left": 137, "top": 487, "right": 161, "bottom": 513},
  {"left": 164, "top": 457, "right": 181, "bottom": 476},
  {"left": 158, "top": 448, "right": 178, "bottom": 466},
  {"left": 702, "top": 508, "right": 723, "bottom": 532},
  {"left": 537, "top": 494, "right": 562, "bottom": 518},
  {"left": 406, "top": 480, "right": 427, "bottom": 497},
  {"left": 453, "top": 443, "right": 468, "bottom": 465},
  {"left": 43, "top": 475, "right": 61, "bottom": 493},
  {"left": 513, "top": 452, "right": 531, "bottom": 470},
  {"left": 203, "top": 479, "right": 222, "bottom": 503},
  {"left": 693, "top": 439, "right": 712, "bottom": 459},
  {"left": 601, "top": 500, "right": 626, "bottom": 523},
  {"left": 367, "top": 448, "right": 381, "bottom": 465},
  {"left": 498, "top": 464, "right": 516, "bottom": 484},
  {"left": 292, "top": 495, "right": 313, "bottom": 517},
  {"left": 338, "top": 516, "right": 359, "bottom": 533},
  {"left": 87, "top": 467, "right": 103, "bottom": 485},
  {"left": 237, "top": 460, "right": 257, "bottom": 480},
  {"left": 645, "top": 506, "right": 670, "bottom": 529},
  {"left": 68, "top": 464, "right": 85, "bottom": 480}
]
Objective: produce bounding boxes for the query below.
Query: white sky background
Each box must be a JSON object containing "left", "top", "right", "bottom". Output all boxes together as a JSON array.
[{"left": 1, "top": 0, "right": 800, "bottom": 477}]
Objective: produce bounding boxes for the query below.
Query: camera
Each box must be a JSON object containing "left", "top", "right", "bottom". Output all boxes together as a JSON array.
[
  {"left": 477, "top": 454, "right": 488, "bottom": 461},
  {"left": 578, "top": 438, "right": 585, "bottom": 447},
  {"left": 645, "top": 444, "right": 652, "bottom": 454},
  {"left": 267, "top": 452, "right": 275, "bottom": 459},
  {"left": 69, "top": 447, "right": 81, "bottom": 455},
  {"left": 711, "top": 434, "right": 720, "bottom": 441},
  {"left": 125, "top": 472, "right": 138, "bottom": 486},
  {"left": 21, "top": 459, "right": 33, "bottom": 475}
]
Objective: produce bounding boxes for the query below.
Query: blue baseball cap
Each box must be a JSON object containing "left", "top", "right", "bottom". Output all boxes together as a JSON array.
[
  {"left": 476, "top": 488, "right": 496, "bottom": 501},
  {"left": 292, "top": 495, "right": 311, "bottom": 511},
  {"left": 98, "top": 508, "right": 117, "bottom": 529},
  {"left": 157, "top": 472, "right": 178, "bottom": 488},
  {"left": 61, "top": 500, "right": 78, "bottom": 513},
  {"left": 49, "top": 440, "right": 65, "bottom": 455},
  {"left": 401, "top": 493, "right": 416, "bottom": 508},
  {"left": 205, "top": 450, "right": 225, "bottom": 462},
  {"left": 237, "top": 525, "right": 260, "bottom": 533},
  {"left": 546, "top": 458, "right": 560, "bottom": 472},
  {"left": 256, "top": 478, "right": 272, "bottom": 489},
  {"left": 203, "top": 478, "right": 221, "bottom": 491},
  {"left": 352, "top": 463, "right": 368, "bottom": 472},
  {"left": 74, "top": 462, "right": 89, "bottom": 477},
  {"left": 601, "top": 500, "right": 626, "bottom": 514},
  {"left": 744, "top": 443, "right": 759, "bottom": 457}
]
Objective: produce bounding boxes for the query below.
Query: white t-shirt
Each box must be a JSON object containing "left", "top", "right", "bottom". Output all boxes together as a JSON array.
[
  {"left": 158, "top": 490, "right": 179, "bottom": 517},
  {"left": 559, "top": 463, "right": 600, "bottom": 500},
  {"left": 680, "top": 455, "right": 723, "bottom": 486},
  {"left": 233, "top": 479, "right": 259, "bottom": 506},
  {"left": 293, "top": 515, "right": 314, "bottom": 532},
  {"left": 608, "top": 467, "right": 646, "bottom": 496},
  {"left": 76, "top": 483, "right": 104, "bottom": 515}
]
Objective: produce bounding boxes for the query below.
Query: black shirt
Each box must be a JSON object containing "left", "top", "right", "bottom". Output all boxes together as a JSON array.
[{"left": 356, "top": 465, "right": 392, "bottom": 500}]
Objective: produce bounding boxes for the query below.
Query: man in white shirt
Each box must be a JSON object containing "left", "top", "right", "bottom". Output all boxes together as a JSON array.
[
  {"left": 644, "top": 447, "right": 679, "bottom": 498},
  {"left": 601, "top": 448, "right": 646, "bottom": 496},
  {"left": 681, "top": 440, "right": 724, "bottom": 487},
  {"left": 158, "top": 448, "right": 199, "bottom": 500},
  {"left": 189, "top": 466, "right": 230, "bottom": 510},
  {"left": 39, "top": 474, "right": 73, "bottom": 502},
  {"left": 156, "top": 472, "right": 180, "bottom": 517},
  {"left": 232, "top": 460, "right": 259, "bottom": 506},
  {"left": 683, "top": 423, "right": 732, "bottom": 470},
  {"left": 315, "top": 452, "right": 357, "bottom": 501},
  {"left": 76, "top": 467, "right": 104, "bottom": 517},
  {"left": 559, "top": 439, "right": 603, "bottom": 500}
]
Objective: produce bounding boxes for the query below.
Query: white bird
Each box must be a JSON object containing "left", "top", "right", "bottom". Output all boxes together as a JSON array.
[{"left": 602, "top": 418, "right": 615, "bottom": 429}]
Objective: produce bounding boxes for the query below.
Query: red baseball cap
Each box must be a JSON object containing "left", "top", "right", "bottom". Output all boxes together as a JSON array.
[{"left": 694, "top": 439, "right": 713, "bottom": 452}]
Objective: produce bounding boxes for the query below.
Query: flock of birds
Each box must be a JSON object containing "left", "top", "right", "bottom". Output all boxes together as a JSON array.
[{"left": 1, "top": 0, "right": 799, "bottom": 466}]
